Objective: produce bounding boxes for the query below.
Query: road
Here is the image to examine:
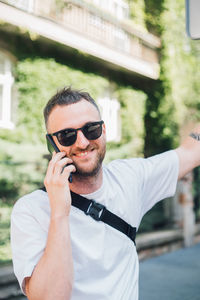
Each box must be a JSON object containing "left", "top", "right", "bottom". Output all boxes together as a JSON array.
[{"left": 139, "top": 242, "right": 200, "bottom": 300}]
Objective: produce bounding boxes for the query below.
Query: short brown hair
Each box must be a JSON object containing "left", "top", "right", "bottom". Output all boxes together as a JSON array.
[{"left": 43, "top": 86, "right": 101, "bottom": 127}]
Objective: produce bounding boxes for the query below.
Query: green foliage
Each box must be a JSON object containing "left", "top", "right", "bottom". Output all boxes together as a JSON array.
[
  {"left": 103, "top": 87, "right": 146, "bottom": 162},
  {"left": 0, "top": 206, "right": 12, "bottom": 265},
  {"left": 105, "top": 142, "right": 141, "bottom": 164},
  {"left": 142, "top": 0, "right": 200, "bottom": 229},
  {"left": 116, "top": 87, "right": 146, "bottom": 154},
  {"left": 144, "top": 81, "right": 178, "bottom": 157},
  {"left": 143, "top": 0, "right": 165, "bottom": 35},
  {"left": 138, "top": 201, "right": 168, "bottom": 233},
  {"left": 144, "top": 0, "right": 200, "bottom": 157},
  {"left": 161, "top": 0, "right": 200, "bottom": 124},
  {"left": 126, "top": 0, "right": 147, "bottom": 32},
  {"left": 0, "top": 139, "right": 47, "bottom": 205}
]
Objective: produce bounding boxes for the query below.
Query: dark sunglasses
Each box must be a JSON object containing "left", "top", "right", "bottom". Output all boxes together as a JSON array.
[{"left": 47, "top": 120, "right": 104, "bottom": 147}]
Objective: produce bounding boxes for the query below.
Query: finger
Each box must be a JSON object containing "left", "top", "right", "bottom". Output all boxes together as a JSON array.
[
  {"left": 47, "top": 152, "right": 67, "bottom": 174},
  {"left": 53, "top": 157, "right": 71, "bottom": 177},
  {"left": 52, "top": 151, "right": 56, "bottom": 158},
  {"left": 62, "top": 164, "right": 76, "bottom": 174},
  {"left": 52, "top": 151, "right": 67, "bottom": 162},
  {"left": 47, "top": 162, "right": 75, "bottom": 188},
  {"left": 61, "top": 164, "right": 76, "bottom": 182},
  {"left": 45, "top": 152, "right": 68, "bottom": 186}
]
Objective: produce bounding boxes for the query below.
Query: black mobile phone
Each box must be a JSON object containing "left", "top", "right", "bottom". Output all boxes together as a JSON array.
[{"left": 46, "top": 135, "right": 73, "bottom": 183}]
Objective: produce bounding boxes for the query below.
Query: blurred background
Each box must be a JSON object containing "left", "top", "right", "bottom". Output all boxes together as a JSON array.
[{"left": 0, "top": 0, "right": 200, "bottom": 279}]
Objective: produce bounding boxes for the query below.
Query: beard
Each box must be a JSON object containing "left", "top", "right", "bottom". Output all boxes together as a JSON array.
[{"left": 73, "top": 143, "right": 106, "bottom": 178}]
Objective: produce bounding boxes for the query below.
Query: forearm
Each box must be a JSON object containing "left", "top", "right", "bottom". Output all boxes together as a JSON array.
[
  {"left": 175, "top": 124, "right": 200, "bottom": 179},
  {"left": 26, "top": 216, "right": 73, "bottom": 300}
]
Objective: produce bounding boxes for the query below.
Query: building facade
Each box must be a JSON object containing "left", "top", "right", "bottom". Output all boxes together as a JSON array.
[{"left": 0, "top": 0, "right": 160, "bottom": 136}]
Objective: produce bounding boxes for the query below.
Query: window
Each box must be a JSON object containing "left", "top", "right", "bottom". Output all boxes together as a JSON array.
[
  {"left": 0, "top": 52, "right": 14, "bottom": 129},
  {"left": 89, "top": 13, "right": 105, "bottom": 30},
  {"left": 97, "top": 97, "right": 121, "bottom": 142},
  {"left": 89, "top": 0, "right": 129, "bottom": 20},
  {"left": 114, "top": 27, "right": 130, "bottom": 52},
  {"left": 112, "top": 0, "right": 129, "bottom": 19},
  {"left": 2, "top": 0, "right": 34, "bottom": 13}
]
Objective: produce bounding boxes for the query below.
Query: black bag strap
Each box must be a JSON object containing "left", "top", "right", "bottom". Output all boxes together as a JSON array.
[{"left": 40, "top": 187, "right": 136, "bottom": 244}]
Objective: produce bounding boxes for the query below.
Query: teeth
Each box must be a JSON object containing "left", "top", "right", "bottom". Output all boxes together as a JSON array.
[{"left": 77, "top": 151, "right": 88, "bottom": 157}]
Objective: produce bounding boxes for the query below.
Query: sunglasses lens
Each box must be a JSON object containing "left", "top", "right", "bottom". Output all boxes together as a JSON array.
[
  {"left": 54, "top": 121, "right": 103, "bottom": 146},
  {"left": 57, "top": 130, "right": 77, "bottom": 146},
  {"left": 84, "top": 123, "right": 103, "bottom": 140}
]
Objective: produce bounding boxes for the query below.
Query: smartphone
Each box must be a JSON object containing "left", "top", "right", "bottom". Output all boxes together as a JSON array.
[{"left": 46, "top": 134, "right": 73, "bottom": 183}]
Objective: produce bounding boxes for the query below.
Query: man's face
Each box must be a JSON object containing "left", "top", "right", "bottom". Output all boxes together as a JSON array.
[{"left": 47, "top": 99, "right": 106, "bottom": 177}]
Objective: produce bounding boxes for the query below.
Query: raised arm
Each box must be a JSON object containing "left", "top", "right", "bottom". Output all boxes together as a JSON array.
[
  {"left": 25, "top": 152, "right": 75, "bottom": 300},
  {"left": 175, "top": 124, "right": 200, "bottom": 179}
]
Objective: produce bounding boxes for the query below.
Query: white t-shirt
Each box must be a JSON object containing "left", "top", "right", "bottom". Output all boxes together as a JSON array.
[{"left": 11, "top": 150, "right": 179, "bottom": 300}]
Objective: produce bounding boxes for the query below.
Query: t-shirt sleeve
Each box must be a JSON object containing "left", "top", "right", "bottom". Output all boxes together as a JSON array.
[
  {"left": 139, "top": 150, "right": 179, "bottom": 218},
  {"left": 11, "top": 196, "right": 48, "bottom": 295}
]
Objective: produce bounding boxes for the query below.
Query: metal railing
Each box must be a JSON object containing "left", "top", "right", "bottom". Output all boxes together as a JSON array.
[{"left": 0, "top": 0, "right": 160, "bottom": 65}]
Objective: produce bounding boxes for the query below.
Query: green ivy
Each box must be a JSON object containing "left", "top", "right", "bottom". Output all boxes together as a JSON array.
[
  {"left": 143, "top": 0, "right": 200, "bottom": 157},
  {"left": 116, "top": 87, "right": 146, "bottom": 152},
  {"left": 0, "top": 139, "right": 47, "bottom": 205},
  {"left": 161, "top": 0, "right": 200, "bottom": 124},
  {"left": 142, "top": 0, "right": 200, "bottom": 228}
]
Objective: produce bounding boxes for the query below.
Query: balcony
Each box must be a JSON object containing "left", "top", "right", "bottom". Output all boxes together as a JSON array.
[{"left": 0, "top": 0, "right": 160, "bottom": 79}]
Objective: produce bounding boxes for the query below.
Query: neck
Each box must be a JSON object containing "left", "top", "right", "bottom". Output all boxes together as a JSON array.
[{"left": 69, "top": 168, "right": 103, "bottom": 195}]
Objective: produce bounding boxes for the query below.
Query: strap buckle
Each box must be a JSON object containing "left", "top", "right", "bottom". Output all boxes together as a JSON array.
[{"left": 85, "top": 200, "right": 105, "bottom": 221}]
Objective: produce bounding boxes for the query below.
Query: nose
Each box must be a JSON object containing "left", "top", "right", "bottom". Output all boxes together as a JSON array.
[{"left": 75, "top": 129, "right": 90, "bottom": 149}]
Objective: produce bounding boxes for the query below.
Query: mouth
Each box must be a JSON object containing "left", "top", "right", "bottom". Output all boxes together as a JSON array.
[
  {"left": 75, "top": 151, "right": 89, "bottom": 158},
  {"left": 73, "top": 148, "right": 95, "bottom": 159}
]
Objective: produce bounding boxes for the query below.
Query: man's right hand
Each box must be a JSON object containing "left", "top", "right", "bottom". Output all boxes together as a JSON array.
[
  {"left": 44, "top": 151, "right": 76, "bottom": 217},
  {"left": 26, "top": 151, "right": 75, "bottom": 300}
]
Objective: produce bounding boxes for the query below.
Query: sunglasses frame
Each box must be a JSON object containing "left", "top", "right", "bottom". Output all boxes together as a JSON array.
[{"left": 46, "top": 120, "right": 104, "bottom": 147}]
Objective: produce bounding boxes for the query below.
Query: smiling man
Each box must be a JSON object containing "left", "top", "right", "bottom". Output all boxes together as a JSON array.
[
  {"left": 47, "top": 100, "right": 106, "bottom": 181},
  {"left": 11, "top": 87, "right": 200, "bottom": 300}
]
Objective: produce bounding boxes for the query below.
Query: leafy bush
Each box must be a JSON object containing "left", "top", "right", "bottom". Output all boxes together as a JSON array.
[{"left": 0, "top": 139, "right": 47, "bottom": 205}]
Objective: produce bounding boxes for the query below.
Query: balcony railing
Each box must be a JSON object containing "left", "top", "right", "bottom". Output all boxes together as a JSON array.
[
  {"left": 0, "top": 0, "right": 160, "bottom": 79},
  {"left": 1, "top": 0, "right": 34, "bottom": 12},
  {"left": 36, "top": 0, "right": 159, "bottom": 63}
]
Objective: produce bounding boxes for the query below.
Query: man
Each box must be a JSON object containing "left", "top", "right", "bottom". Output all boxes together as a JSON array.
[{"left": 11, "top": 87, "right": 200, "bottom": 300}]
